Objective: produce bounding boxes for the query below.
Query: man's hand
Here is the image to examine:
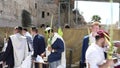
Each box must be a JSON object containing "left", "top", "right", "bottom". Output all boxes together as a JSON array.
[
  {"left": 0, "top": 61, "right": 8, "bottom": 68},
  {"left": 106, "top": 59, "right": 114, "bottom": 66},
  {"left": 0, "top": 61, "right": 3, "bottom": 64},
  {"left": 48, "top": 47, "right": 52, "bottom": 52},
  {"left": 99, "top": 59, "right": 113, "bottom": 68},
  {"left": 41, "top": 52, "right": 45, "bottom": 58}
]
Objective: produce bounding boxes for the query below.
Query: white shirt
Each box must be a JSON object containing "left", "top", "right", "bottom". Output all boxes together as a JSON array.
[
  {"left": 24, "top": 32, "right": 33, "bottom": 51},
  {"left": 24, "top": 32, "right": 32, "bottom": 39},
  {"left": 89, "top": 33, "right": 96, "bottom": 45},
  {"left": 86, "top": 43, "right": 105, "bottom": 68}
]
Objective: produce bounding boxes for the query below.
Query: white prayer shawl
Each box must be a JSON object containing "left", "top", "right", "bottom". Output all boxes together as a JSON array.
[
  {"left": 51, "top": 33, "right": 66, "bottom": 68},
  {"left": 10, "top": 33, "right": 29, "bottom": 68}
]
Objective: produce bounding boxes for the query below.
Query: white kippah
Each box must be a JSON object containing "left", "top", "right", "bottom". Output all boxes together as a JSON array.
[{"left": 45, "top": 27, "right": 52, "bottom": 31}]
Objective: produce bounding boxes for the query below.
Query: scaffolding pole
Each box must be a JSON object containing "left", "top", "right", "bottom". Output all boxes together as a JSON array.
[
  {"left": 76, "top": 1, "right": 78, "bottom": 25},
  {"left": 68, "top": 0, "right": 71, "bottom": 26},
  {"left": 119, "top": 2, "right": 120, "bottom": 28},
  {"left": 58, "top": 2, "right": 61, "bottom": 28}
]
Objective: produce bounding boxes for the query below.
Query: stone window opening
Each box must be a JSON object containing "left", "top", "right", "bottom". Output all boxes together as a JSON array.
[
  {"left": 0, "top": 10, "right": 3, "bottom": 14},
  {"left": 42, "top": 11, "right": 45, "bottom": 18},
  {"left": 47, "top": 12, "right": 50, "bottom": 16},
  {"left": 35, "top": 3, "right": 37, "bottom": 9}
]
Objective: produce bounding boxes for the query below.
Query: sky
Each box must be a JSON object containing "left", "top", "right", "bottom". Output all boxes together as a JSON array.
[{"left": 74, "top": 1, "right": 119, "bottom": 25}]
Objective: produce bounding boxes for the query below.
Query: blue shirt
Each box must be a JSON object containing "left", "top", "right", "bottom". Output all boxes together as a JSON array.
[
  {"left": 33, "top": 34, "right": 46, "bottom": 57},
  {"left": 81, "top": 35, "right": 89, "bottom": 63},
  {"left": 48, "top": 38, "right": 64, "bottom": 62}
]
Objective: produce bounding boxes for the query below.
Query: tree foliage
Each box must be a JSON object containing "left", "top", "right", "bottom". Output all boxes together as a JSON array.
[{"left": 92, "top": 15, "right": 101, "bottom": 23}]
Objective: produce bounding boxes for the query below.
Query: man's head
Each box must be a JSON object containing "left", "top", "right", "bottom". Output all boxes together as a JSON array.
[
  {"left": 90, "top": 22, "right": 100, "bottom": 36},
  {"left": 30, "top": 26, "right": 38, "bottom": 36},
  {"left": 22, "top": 28, "right": 28, "bottom": 35},
  {"left": 14, "top": 26, "right": 23, "bottom": 34},
  {"left": 95, "top": 30, "right": 109, "bottom": 47},
  {"left": 45, "top": 27, "right": 54, "bottom": 38}
]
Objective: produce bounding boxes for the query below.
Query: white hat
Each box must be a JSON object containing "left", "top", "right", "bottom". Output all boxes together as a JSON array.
[{"left": 45, "top": 27, "right": 52, "bottom": 32}]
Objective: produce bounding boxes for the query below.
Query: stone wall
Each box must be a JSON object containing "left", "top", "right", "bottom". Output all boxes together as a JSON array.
[
  {"left": 0, "top": 0, "right": 87, "bottom": 28},
  {"left": 0, "top": 0, "right": 59, "bottom": 27},
  {"left": 0, "top": 0, "right": 35, "bottom": 27},
  {"left": 35, "top": 0, "right": 58, "bottom": 26}
]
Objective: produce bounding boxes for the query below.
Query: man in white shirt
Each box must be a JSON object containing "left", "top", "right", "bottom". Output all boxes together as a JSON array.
[
  {"left": 86, "top": 30, "right": 113, "bottom": 68},
  {"left": 22, "top": 28, "right": 33, "bottom": 51},
  {"left": 80, "top": 22, "right": 100, "bottom": 68}
]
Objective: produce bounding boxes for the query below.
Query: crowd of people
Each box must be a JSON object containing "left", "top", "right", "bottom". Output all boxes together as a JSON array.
[
  {"left": 80, "top": 22, "right": 116, "bottom": 68},
  {"left": 0, "top": 26, "right": 66, "bottom": 68},
  {"left": 0, "top": 21, "right": 119, "bottom": 68}
]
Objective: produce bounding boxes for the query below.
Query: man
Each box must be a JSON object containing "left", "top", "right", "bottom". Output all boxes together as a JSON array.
[
  {"left": 31, "top": 26, "right": 46, "bottom": 68},
  {"left": 45, "top": 27, "right": 66, "bottom": 68},
  {"left": 86, "top": 30, "right": 113, "bottom": 68},
  {"left": 22, "top": 28, "right": 33, "bottom": 52},
  {"left": 80, "top": 22, "right": 100, "bottom": 68},
  {"left": 1, "top": 26, "right": 29, "bottom": 68}
]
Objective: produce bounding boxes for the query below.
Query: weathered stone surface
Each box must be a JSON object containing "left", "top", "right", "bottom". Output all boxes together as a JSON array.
[
  {"left": 0, "top": 0, "right": 59, "bottom": 27},
  {"left": 0, "top": 0, "right": 86, "bottom": 27}
]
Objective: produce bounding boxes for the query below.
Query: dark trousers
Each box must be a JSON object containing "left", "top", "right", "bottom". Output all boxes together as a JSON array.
[
  {"left": 79, "top": 61, "right": 86, "bottom": 68},
  {"left": 6, "top": 64, "right": 14, "bottom": 68},
  {"left": 0, "top": 64, "right": 2, "bottom": 68},
  {"left": 35, "top": 63, "right": 47, "bottom": 68},
  {"left": 35, "top": 63, "right": 39, "bottom": 68}
]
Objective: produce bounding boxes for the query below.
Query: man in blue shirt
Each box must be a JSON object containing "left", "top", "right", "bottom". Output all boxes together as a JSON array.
[{"left": 31, "top": 26, "right": 46, "bottom": 68}]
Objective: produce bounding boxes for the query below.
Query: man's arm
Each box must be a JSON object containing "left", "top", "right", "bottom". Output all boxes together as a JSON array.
[
  {"left": 86, "top": 50, "right": 102, "bottom": 68},
  {"left": 81, "top": 36, "right": 89, "bottom": 63},
  {"left": 53, "top": 38, "right": 64, "bottom": 53},
  {"left": 86, "top": 51, "right": 113, "bottom": 68},
  {"left": 2, "top": 38, "right": 13, "bottom": 62},
  {"left": 33, "top": 36, "right": 46, "bottom": 57},
  {"left": 33, "top": 38, "right": 38, "bottom": 57},
  {"left": 99, "top": 59, "right": 113, "bottom": 68},
  {"left": 24, "top": 39, "right": 29, "bottom": 58},
  {"left": 87, "top": 60, "right": 113, "bottom": 68},
  {"left": 38, "top": 36, "right": 46, "bottom": 55}
]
